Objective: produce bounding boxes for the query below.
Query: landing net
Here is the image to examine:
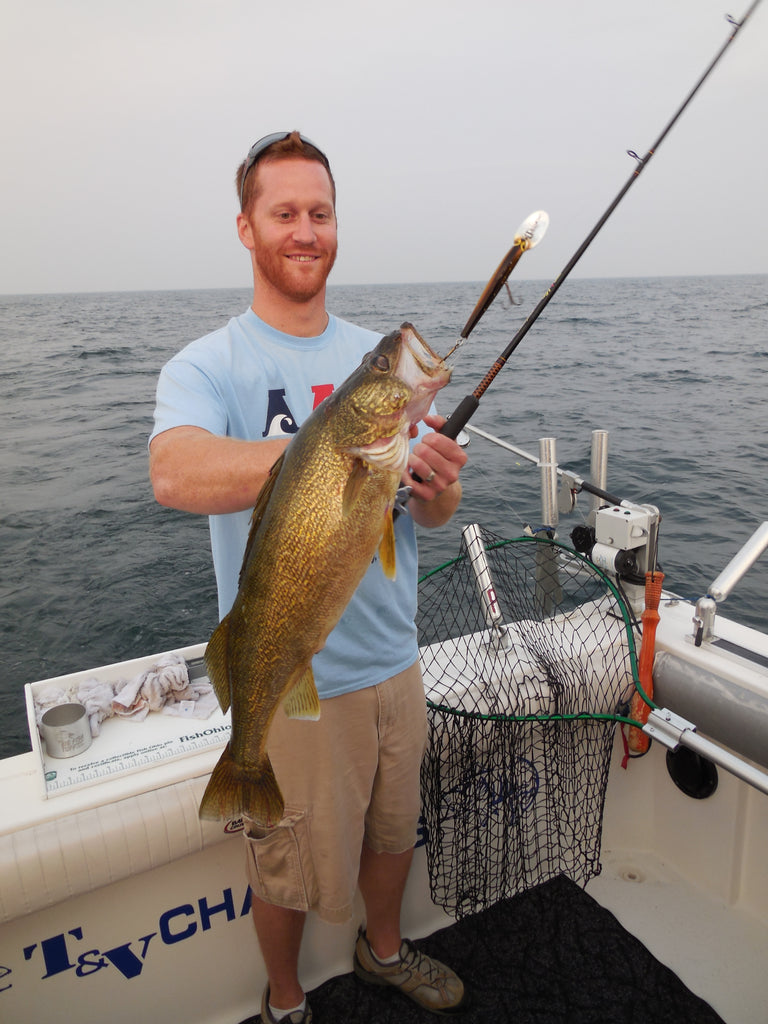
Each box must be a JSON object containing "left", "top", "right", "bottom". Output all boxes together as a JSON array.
[{"left": 417, "top": 528, "right": 640, "bottom": 918}]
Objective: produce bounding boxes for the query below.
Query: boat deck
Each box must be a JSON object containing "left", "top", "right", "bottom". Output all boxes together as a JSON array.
[
  {"left": 589, "top": 849, "right": 767, "bottom": 1024},
  {"left": 587, "top": 733, "right": 768, "bottom": 1024}
]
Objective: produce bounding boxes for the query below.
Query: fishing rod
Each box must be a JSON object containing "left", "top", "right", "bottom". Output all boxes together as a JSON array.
[{"left": 439, "top": 0, "right": 764, "bottom": 442}]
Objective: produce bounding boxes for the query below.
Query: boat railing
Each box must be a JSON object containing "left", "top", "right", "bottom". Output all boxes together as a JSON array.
[
  {"left": 693, "top": 521, "right": 768, "bottom": 644},
  {"left": 462, "top": 425, "right": 768, "bottom": 798}
]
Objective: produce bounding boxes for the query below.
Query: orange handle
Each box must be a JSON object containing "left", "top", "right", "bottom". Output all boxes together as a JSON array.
[{"left": 628, "top": 571, "right": 664, "bottom": 754}]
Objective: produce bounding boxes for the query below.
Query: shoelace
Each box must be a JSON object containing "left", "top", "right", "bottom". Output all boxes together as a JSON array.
[{"left": 399, "top": 940, "right": 447, "bottom": 985}]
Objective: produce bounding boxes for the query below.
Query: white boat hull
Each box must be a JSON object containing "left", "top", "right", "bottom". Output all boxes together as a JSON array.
[{"left": 2, "top": 598, "right": 767, "bottom": 1023}]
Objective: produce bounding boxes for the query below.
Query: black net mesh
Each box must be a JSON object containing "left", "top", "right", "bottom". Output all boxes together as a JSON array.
[{"left": 417, "top": 528, "right": 639, "bottom": 918}]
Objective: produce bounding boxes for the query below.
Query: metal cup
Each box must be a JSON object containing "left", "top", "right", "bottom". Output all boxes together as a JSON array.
[{"left": 40, "top": 703, "right": 92, "bottom": 759}]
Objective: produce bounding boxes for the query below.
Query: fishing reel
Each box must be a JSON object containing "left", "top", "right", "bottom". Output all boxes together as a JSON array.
[{"left": 571, "top": 503, "right": 660, "bottom": 589}]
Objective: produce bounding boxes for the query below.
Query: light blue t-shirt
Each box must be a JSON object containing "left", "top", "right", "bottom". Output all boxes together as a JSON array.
[{"left": 151, "top": 309, "right": 424, "bottom": 699}]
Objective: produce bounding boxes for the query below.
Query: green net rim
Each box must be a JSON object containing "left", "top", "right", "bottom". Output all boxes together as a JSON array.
[{"left": 418, "top": 534, "right": 654, "bottom": 727}]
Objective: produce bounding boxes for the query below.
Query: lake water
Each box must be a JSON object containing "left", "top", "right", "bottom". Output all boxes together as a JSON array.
[{"left": 1, "top": 274, "right": 766, "bottom": 758}]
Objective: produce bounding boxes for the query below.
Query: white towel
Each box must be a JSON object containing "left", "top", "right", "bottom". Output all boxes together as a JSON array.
[
  {"left": 112, "top": 653, "right": 216, "bottom": 720},
  {"left": 77, "top": 677, "right": 118, "bottom": 736}
]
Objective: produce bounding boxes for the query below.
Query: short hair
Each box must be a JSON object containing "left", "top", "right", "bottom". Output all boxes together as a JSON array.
[{"left": 235, "top": 131, "right": 336, "bottom": 212}]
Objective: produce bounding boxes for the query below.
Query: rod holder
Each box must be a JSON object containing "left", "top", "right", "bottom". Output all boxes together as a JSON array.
[
  {"left": 589, "top": 430, "right": 609, "bottom": 517},
  {"left": 539, "top": 437, "right": 558, "bottom": 534}
]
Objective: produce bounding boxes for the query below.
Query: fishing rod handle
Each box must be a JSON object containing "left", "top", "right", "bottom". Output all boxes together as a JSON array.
[
  {"left": 409, "top": 393, "right": 479, "bottom": 482},
  {"left": 440, "top": 394, "right": 480, "bottom": 440}
]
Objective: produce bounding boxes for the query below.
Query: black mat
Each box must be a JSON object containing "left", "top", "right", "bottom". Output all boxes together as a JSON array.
[{"left": 304, "top": 875, "right": 725, "bottom": 1023}]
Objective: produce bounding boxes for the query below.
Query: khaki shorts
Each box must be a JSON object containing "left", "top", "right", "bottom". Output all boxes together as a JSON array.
[{"left": 243, "top": 661, "right": 428, "bottom": 923}]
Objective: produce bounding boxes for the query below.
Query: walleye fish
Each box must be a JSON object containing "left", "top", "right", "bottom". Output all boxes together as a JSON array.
[{"left": 199, "top": 323, "right": 451, "bottom": 824}]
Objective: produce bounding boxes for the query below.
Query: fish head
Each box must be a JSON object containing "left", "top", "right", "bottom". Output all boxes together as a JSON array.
[{"left": 337, "top": 323, "right": 451, "bottom": 473}]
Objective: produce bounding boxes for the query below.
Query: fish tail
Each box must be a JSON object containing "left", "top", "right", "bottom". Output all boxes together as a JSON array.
[{"left": 198, "top": 743, "right": 285, "bottom": 826}]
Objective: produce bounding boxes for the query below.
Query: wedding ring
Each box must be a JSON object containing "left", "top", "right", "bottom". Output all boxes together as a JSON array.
[{"left": 424, "top": 470, "right": 436, "bottom": 484}]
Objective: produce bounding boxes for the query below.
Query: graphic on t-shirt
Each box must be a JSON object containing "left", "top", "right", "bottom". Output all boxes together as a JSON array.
[
  {"left": 311, "top": 383, "right": 334, "bottom": 408},
  {"left": 262, "top": 385, "right": 334, "bottom": 438},
  {"left": 262, "top": 389, "right": 298, "bottom": 437}
]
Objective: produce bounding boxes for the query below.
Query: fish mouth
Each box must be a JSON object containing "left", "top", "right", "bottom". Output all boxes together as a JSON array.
[
  {"left": 345, "top": 324, "right": 450, "bottom": 473},
  {"left": 396, "top": 322, "right": 452, "bottom": 424}
]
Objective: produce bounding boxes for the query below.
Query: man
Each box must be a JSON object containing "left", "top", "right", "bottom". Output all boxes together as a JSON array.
[{"left": 150, "top": 132, "right": 467, "bottom": 1023}]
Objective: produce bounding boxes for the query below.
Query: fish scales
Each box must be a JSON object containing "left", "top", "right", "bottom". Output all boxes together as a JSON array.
[{"left": 199, "top": 323, "right": 450, "bottom": 825}]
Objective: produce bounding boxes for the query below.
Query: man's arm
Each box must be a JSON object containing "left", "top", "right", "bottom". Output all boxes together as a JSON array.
[
  {"left": 409, "top": 479, "right": 463, "bottom": 529},
  {"left": 150, "top": 414, "right": 466, "bottom": 523},
  {"left": 149, "top": 425, "right": 289, "bottom": 515}
]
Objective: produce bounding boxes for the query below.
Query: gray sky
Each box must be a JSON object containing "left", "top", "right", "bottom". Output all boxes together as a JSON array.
[{"left": 3, "top": 0, "right": 766, "bottom": 295}]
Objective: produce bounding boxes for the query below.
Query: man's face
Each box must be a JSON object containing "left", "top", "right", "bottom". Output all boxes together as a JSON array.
[{"left": 239, "top": 157, "right": 338, "bottom": 304}]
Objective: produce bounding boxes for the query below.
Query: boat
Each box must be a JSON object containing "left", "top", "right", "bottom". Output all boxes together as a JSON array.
[{"left": 1, "top": 425, "right": 767, "bottom": 1024}]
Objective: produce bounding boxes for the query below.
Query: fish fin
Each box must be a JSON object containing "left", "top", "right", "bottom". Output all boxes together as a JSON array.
[
  {"left": 239, "top": 452, "right": 287, "bottom": 588},
  {"left": 378, "top": 506, "right": 397, "bottom": 580},
  {"left": 282, "top": 666, "right": 321, "bottom": 721},
  {"left": 341, "top": 459, "right": 370, "bottom": 516},
  {"left": 198, "top": 743, "right": 285, "bottom": 826},
  {"left": 205, "top": 615, "right": 232, "bottom": 714}
]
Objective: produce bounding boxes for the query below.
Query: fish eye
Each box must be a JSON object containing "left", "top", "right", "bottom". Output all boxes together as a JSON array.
[{"left": 373, "top": 354, "right": 390, "bottom": 371}]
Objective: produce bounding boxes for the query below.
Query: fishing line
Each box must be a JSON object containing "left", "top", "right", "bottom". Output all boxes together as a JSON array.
[
  {"left": 438, "top": 0, "right": 764, "bottom": 443},
  {"left": 462, "top": 453, "right": 535, "bottom": 536}
]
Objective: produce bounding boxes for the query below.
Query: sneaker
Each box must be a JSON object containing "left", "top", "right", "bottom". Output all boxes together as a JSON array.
[
  {"left": 353, "top": 928, "right": 467, "bottom": 1015},
  {"left": 260, "top": 985, "right": 313, "bottom": 1023}
]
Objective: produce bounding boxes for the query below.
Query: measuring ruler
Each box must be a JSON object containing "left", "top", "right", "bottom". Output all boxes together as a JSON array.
[{"left": 43, "top": 707, "right": 231, "bottom": 795}]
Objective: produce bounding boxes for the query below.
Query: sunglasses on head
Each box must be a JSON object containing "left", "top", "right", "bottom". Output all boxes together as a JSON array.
[{"left": 239, "top": 132, "right": 327, "bottom": 208}]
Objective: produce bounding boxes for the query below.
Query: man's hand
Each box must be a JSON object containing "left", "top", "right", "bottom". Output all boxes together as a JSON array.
[{"left": 405, "top": 414, "right": 467, "bottom": 528}]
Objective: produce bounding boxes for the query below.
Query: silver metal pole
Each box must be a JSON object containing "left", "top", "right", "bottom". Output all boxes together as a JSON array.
[
  {"left": 464, "top": 424, "right": 539, "bottom": 466},
  {"left": 589, "top": 430, "right": 609, "bottom": 517},
  {"left": 708, "top": 522, "right": 768, "bottom": 602},
  {"left": 462, "top": 523, "right": 512, "bottom": 650},
  {"left": 680, "top": 731, "right": 768, "bottom": 796},
  {"left": 539, "top": 437, "right": 558, "bottom": 532},
  {"left": 644, "top": 707, "right": 768, "bottom": 796}
]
